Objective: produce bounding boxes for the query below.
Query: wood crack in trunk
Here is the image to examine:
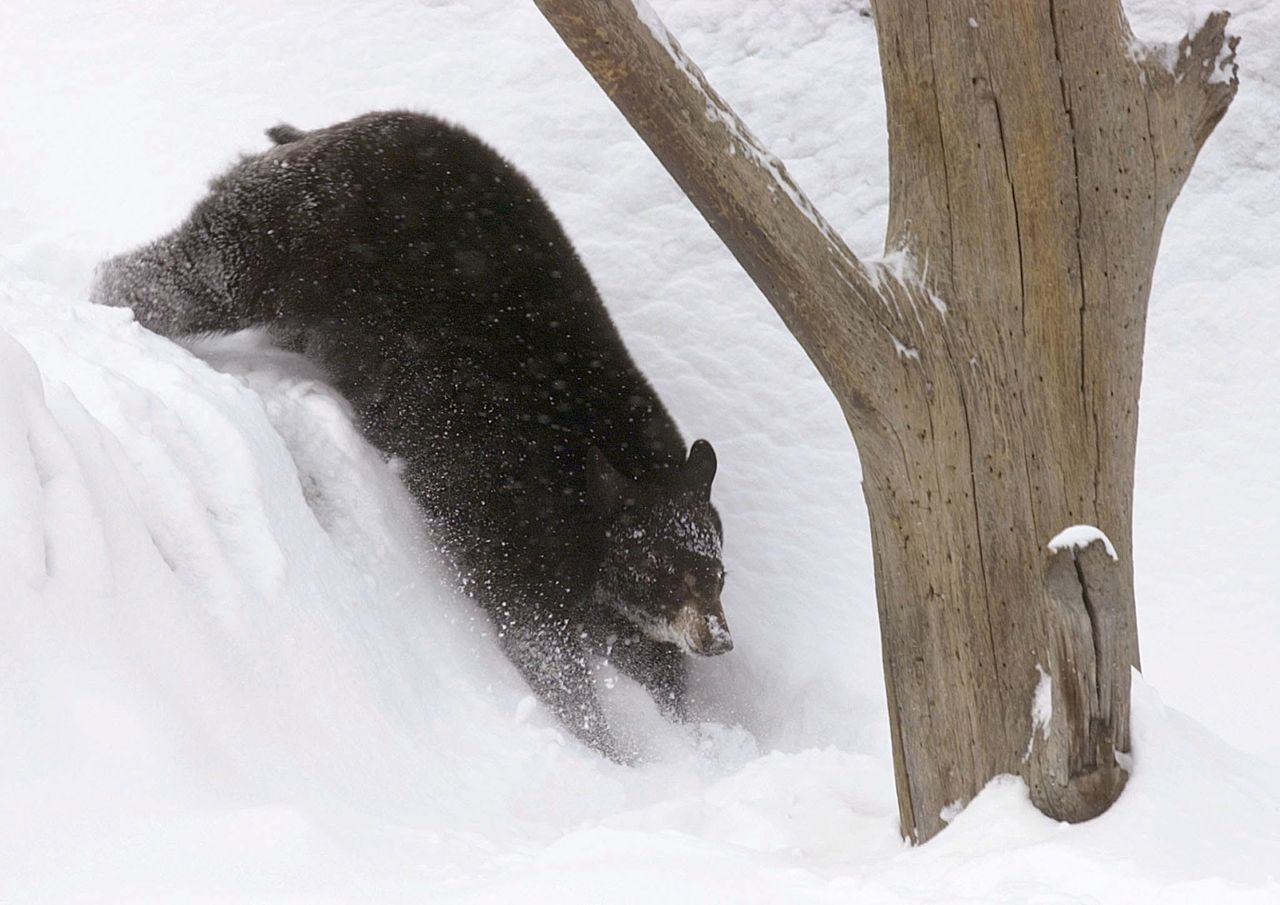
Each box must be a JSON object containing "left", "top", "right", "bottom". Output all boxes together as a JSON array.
[
  {"left": 1048, "top": 0, "right": 1099, "bottom": 520},
  {"left": 1070, "top": 552, "right": 1105, "bottom": 719},
  {"left": 1140, "top": 87, "right": 1162, "bottom": 225},
  {"left": 990, "top": 94, "right": 1028, "bottom": 339},
  {"left": 920, "top": 0, "right": 956, "bottom": 287},
  {"left": 951, "top": 351, "right": 1005, "bottom": 755}
]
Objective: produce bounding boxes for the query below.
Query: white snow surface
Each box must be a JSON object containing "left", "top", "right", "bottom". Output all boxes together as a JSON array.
[{"left": 1, "top": 0, "right": 1279, "bottom": 901}]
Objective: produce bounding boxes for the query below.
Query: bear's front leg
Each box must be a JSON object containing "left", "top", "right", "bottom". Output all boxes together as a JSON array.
[
  {"left": 604, "top": 631, "right": 689, "bottom": 723},
  {"left": 498, "top": 617, "right": 630, "bottom": 763}
]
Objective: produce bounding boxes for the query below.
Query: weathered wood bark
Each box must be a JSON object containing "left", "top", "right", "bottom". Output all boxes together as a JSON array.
[{"left": 533, "top": 0, "right": 1238, "bottom": 841}]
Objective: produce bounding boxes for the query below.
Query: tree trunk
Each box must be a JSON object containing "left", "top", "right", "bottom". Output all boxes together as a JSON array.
[{"left": 533, "top": 0, "right": 1238, "bottom": 842}]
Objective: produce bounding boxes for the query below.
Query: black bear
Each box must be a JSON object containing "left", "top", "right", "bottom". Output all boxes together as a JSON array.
[{"left": 91, "top": 111, "right": 732, "bottom": 760}]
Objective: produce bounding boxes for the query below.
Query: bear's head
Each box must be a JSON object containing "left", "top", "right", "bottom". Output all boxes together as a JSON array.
[{"left": 588, "top": 440, "right": 732, "bottom": 656}]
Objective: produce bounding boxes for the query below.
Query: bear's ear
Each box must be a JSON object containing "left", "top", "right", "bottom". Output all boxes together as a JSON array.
[
  {"left": 684, "top": 439, "right": 717, "bottom": 498},
  {"left": 266, "top": 124, "right": 306, "bottom": 146},
  {"left": 587, "top": 446, "right": 631, "bottom": 515}
]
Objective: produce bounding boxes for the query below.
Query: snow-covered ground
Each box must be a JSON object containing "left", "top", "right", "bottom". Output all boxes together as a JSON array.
[{"left": 1, "top": 0, "right": 1277, "bottom": 901}]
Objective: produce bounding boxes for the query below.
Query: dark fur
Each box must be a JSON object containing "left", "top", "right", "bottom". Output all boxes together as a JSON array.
[{"left": 91, "top": 111, "right": 731, "bottom": 759}]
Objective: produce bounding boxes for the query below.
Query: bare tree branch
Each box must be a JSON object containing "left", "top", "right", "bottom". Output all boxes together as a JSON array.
[
  {"left": 1179, "top": 12, "right": 1241, "bottom": 149},
  {"left": 1137, "top": 10, "right": 1240, "bottom": 212},
  {"left": 532, "top": 0, "right": 913, "bottom": 411}
]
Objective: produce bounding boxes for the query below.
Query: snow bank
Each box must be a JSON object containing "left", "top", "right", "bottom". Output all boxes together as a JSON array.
[{"left": 0, "top": 266, "right": 640, "bottom": 896}]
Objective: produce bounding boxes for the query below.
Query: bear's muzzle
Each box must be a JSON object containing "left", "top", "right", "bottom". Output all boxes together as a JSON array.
[{"left": 673, "top": 601, "right": 733, "bottom": 656}]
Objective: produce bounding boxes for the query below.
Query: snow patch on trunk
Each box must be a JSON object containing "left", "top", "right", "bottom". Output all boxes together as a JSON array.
[
  {"left": 1047, "top": 524, "right": 1119, "bottom": 561},
  {"left": 1025, "top": 664, "right": 1053, "bottom": 761}
]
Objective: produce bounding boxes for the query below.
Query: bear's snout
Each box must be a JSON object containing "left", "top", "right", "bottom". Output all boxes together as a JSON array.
[{"left": 674, "top": 602, "right": 734, "bottom": 657}]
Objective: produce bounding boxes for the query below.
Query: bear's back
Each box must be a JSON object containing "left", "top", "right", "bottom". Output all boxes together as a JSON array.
[
  {"left": 97, "top": 111, "right": 689, "bottom": 612},
  {"left": 238, "top": 113, "right": 685, "bottom": 603},
  {"left": 211, "top": 113, "right": 681, "bottom": 470}
]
